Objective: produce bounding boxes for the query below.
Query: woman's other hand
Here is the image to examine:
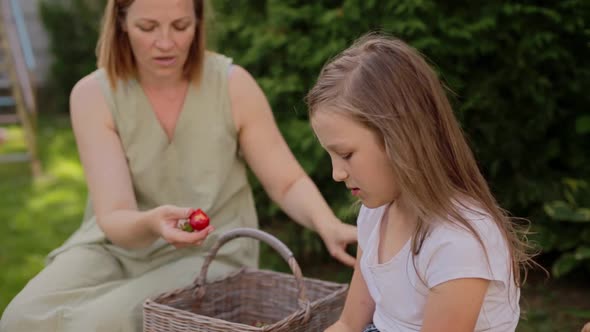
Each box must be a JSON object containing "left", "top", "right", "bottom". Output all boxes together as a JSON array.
[
  {"left": 317, "top": 216, "right": 357, "bottom": 267},
  {"left": 227, "top": 65, "right": 357, "bottom": 266}
]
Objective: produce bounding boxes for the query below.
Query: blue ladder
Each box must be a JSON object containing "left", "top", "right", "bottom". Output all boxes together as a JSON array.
[{"left": 0, "top": 0, "right": 41, "bottom": 176}]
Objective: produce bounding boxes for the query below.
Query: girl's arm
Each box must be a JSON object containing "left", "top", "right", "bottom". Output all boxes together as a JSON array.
[
  {"left": 228, "top": 65, "right": 356, "bottom": 266},
  {"left": 70, "top": 75, "right": 213, "bottom": 249},
  {"left": 325, "top": 248, "right": 374, "bottom": 332},
  {"left": 421, "top": 278, "right": 490, "bottom": 332}
]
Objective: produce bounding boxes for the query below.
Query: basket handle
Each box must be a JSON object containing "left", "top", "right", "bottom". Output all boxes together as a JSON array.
[{"left": 193, "top": 227, "right": 309, "bottom": 304}]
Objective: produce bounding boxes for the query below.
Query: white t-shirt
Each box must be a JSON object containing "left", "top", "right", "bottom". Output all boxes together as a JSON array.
[{"left": 357, "top": 204, "right": 520, "bottom": 332}]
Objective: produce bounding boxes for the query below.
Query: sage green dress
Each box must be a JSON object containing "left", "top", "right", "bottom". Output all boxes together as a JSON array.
[{"left": 0, "top": 52, "right": 259, "bottom": 332}]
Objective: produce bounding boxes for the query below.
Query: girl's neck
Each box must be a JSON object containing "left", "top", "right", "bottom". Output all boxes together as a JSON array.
[
  {"left": 386, "top": 199, "right": 416, "bottom": 230},
  {"left": 377, "top": 199, "right": 417, "bottom": 264}
]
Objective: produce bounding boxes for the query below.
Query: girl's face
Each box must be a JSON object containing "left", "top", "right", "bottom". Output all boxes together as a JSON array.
[
  {"left": 311, "top": 110, "right": 400, "bottom": 208},
  {"left": 123, "top": 0, "right": 197, "bottom": 80}
]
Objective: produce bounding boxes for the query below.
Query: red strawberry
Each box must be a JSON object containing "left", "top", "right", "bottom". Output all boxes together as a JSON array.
[{"left": 188, "top": 208, "right": 210, "bottom": 231}]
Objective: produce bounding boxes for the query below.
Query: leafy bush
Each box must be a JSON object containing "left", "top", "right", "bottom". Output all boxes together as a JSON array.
[
  {"left": 39, "top": 0, "right": 104, "bottom": 112},
  {"left": 542, "top": 179, "right": 590, "bottom": 277},
  {"left": 39, "top": 0, "right": 590, "bottom": 275},
  {"left": 211, "top": 0, "right": 590, "bottom": 271}
]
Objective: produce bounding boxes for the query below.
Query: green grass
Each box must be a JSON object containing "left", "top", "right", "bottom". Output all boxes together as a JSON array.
[
  {"left": 0, "top": 114, "right": 589, "bottom": 331},
  {"left": 0, "top": 115, "right": 86, "bottom": 313}
]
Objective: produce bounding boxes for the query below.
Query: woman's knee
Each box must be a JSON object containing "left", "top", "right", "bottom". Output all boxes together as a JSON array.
[
  {"left": 0, "top": 292, "right": 61, "bottom": 332},
  {"left": 1, "top": 293, "right": 140, "bottom": 332},
  {"left": 62, "top": 299, "right": 142, "bottom": 332},
  {"left": 0, "top": 298, "right": 25, "bottom": 331}
]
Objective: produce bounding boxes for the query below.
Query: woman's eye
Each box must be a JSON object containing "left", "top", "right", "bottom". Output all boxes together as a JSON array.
[
  {"left": 341, "top": 153, "right": 352, "bottom": 160},
  {"left": 174, "top": 24, "right": 190, "bottom": 31},
  {"left": 138, "top": 25, "right": 156, "bottom": 32}
]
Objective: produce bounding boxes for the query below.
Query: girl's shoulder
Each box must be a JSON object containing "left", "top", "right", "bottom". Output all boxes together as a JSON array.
[
  {"left": 420, "top": 203, "right": 513, "bottom": 288},
  {"left": 428, "top": 202, "right": 505, "bottom": 249}
]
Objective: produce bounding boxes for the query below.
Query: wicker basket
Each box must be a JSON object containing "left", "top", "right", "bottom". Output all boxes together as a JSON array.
[{"left": 143, "top": 228, "right": 348, "bottom": 332}]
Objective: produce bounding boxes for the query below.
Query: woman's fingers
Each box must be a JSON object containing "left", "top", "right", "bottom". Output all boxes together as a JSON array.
[
  {"left": 160, "top": 205, "right": 193, "bottom": 219},
  {"left": 331, "top": 247, "right": 356, "bottom": 267},
  {"left": 164, "top": 225, "right": 215, "bottom": 247},
  {"left": 322, "top": 221, "right": 357, "bottom": 267}
]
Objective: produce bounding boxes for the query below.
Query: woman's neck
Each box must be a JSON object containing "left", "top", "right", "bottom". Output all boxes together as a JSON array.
[{"left": 137, "top": 69, "right": 187, "bottom": 91}]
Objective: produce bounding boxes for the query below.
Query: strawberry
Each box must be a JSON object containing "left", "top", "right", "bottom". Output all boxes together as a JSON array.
[{"left": 188, "top": 208, "right": 210, "bottom": 231}]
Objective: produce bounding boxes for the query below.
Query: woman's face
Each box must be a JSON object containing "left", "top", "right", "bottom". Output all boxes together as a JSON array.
[{"left": 123, "top": 0, "right": 197, "bottom": 80}]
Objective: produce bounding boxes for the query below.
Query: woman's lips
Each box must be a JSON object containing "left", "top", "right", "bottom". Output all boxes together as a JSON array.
[
  {"left": 153, "top": 56, "right": 176, "bottom": 66},
  {"left": 351, "top": 188, "right": 360, "bottom": 196}
]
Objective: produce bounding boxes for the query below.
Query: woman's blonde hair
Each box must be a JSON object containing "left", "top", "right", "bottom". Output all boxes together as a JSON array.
[
  {"left": 307, "top": 33, "right": 535, "bottom": 287},
  {"left": 96, "top": 0, "right": 206, "bottom": 88}
]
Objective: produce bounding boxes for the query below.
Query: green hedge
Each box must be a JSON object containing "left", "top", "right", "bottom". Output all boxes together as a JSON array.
[
  {"left": 39, "top": 0, "right": 103, "bottom": 112},
  {"left": 39, "top": 0, "right": 590, "bottom": 275}
]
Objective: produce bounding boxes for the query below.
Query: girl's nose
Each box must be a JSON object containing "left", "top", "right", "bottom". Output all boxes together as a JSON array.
[{"left": 332, "top": 167, "right": 348, "bottom": 182}]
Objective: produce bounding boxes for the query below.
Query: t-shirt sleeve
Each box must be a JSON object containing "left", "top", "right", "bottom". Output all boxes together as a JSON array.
[{"left": 420, "top": 221, "right": 511, "bottom": 289}]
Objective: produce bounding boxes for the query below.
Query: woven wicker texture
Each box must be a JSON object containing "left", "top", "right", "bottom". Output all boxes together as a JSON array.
[{"left": 143, "top": 228, "right": 348, "bottom": 332}]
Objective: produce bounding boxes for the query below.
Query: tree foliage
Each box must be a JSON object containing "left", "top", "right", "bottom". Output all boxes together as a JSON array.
[{"left": 40, "top": 0, "right": 590, "bottom": 275}]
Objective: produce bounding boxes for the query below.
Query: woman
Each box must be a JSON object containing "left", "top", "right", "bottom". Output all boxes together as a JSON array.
[{"left": 0, "top": 0, "right": 356, "bottom": 331}]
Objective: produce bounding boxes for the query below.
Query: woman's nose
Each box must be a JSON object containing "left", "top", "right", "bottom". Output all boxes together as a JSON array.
[{"left": 155, "top": 34, "right": 174, "bottom": 50}]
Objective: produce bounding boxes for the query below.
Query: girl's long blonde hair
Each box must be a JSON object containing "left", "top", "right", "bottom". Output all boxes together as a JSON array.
[{"left": 307, "top": 33, "right": 535, "bottom": 286}]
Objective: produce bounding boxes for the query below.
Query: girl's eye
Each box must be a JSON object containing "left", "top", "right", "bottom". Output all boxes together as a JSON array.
[{"left": 341, "top": 153, "right": 352, "bottom": 160}]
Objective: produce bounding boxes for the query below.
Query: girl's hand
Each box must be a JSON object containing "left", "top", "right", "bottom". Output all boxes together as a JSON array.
[
  {"left": 149, "top": 205, "right": 214, "bottom": 248},
  {"left": 317, "top": 216, "right": 357, "bottom": 267},
  {"left": 324, "top": 320, "right": 355, "bottom": 332}
]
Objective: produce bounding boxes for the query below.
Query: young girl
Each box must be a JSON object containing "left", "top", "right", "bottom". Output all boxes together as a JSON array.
[{"left": 307, "top": 33, "right": 532, "bottom": 332}]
